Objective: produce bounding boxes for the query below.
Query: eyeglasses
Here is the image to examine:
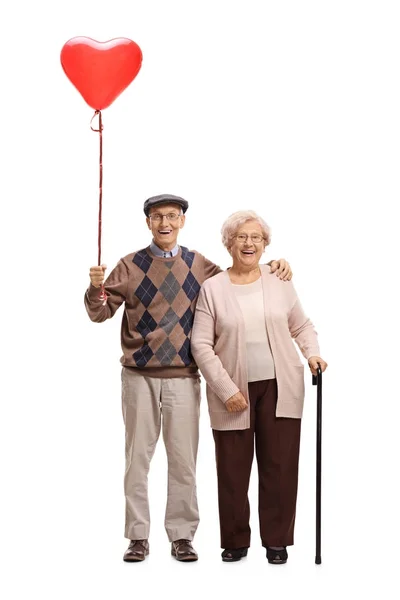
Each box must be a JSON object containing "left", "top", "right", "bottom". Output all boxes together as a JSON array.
[
  {"left": 234, "top": 234, "right": 265, "bottom": 244},
  {"left": 149, "top": 212, "right": 182, "bottom": 222}
]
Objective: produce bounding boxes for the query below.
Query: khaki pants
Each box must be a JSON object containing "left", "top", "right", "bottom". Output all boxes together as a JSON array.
[{"left": 121, "top": 367, "right": 200, "bottom": 542}]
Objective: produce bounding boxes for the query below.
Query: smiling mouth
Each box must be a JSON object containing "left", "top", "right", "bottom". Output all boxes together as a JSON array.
[
  {"left": 241, "top": 250, "right": 255, "bottom": 255},
  {"left": 158, "top": 230, "right": 172, "bottom": 235}
]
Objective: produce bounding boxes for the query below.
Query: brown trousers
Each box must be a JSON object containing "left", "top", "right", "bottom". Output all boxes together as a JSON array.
[{"left": 213, "top": 379, "right": 301, "bottom": 549}]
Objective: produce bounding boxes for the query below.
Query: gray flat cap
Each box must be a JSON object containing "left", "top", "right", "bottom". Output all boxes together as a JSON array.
[{"left": 143, "top": 194, "right": 189, "bottom": 217}]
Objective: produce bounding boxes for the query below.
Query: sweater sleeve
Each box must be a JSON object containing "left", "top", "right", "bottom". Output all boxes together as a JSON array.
[
  {"left": 191, "top": 285, "right": 240, "bottom": 403},
  {"left": 84, "top": 259, "right": 129, "bottom": 323},
  {"left": 287, "top": 281, "right": 320, "bottom": 360},
  {"left": 203, "top": 255, "right": 223, "bottom": 280}
]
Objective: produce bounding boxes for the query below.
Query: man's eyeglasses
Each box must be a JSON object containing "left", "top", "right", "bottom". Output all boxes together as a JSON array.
[
  {"left": 149, "top": 212, "right": 182, "bottom": 222},
  {"left": 234, "top": 234, "right": 265, "bottom": 244}
]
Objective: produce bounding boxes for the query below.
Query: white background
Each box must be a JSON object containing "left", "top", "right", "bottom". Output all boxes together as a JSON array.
[{"left": 1, "top": 1, "right": 399, "bottom": 598}]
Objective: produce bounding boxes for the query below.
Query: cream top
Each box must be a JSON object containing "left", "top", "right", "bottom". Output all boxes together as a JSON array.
[{"left": 231, "top": 277, "right": 276, "bottom": 382}]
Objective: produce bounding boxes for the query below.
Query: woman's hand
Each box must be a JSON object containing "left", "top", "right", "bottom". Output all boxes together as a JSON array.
[
  {"left": 308, "top": 356, "right": 328, "bottom": 376},
  {"left": 225, "top": 392, "right": 248, "bottom": 412}
]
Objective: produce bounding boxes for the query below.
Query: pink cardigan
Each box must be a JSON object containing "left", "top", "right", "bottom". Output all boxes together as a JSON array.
[{"left": 190, "top": 265, "right": 320, "bottom": 430}]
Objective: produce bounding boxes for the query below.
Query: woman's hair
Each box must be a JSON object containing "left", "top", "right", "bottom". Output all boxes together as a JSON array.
[{"left": 221, "top": 210, "right": 271, "bottom": 250}]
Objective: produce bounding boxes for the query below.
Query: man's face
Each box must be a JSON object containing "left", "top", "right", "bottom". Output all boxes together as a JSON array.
[{"left": 146, "top": 203, "right": 185, "bottom": 250}]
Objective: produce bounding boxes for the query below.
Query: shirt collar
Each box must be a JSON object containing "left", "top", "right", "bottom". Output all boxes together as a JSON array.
[{"left": 150, "top": 240, "right": 179, "bottom": 258}]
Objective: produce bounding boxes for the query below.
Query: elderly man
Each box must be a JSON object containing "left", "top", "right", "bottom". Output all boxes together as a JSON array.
[{"left": 84, "top": 194, "right": 292, "bottom": 563}]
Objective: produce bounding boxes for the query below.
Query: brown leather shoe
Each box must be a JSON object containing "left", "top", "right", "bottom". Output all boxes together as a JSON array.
[
  {"left": 123, "top": 539, "right": 149, "bottom": 562},
  {"left": 171, "top": 539, "right": 198, "bottom": 562}
]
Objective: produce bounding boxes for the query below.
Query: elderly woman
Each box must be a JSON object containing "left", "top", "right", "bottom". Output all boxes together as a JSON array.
[{"left": 191, "top": 210, "right": 327, "bottom": 564}]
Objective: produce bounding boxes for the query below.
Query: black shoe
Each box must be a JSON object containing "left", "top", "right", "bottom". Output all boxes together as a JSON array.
[
  {"left": 221, "top": 547, "right": 248, "bottom": 562},
  {"left": 266, "top": 546, "right": 288, "bottom": 564}
]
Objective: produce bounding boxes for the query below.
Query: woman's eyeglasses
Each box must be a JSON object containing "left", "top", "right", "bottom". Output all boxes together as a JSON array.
[{"left": 235, "top": 234, "right": 265, "bottom": 244}]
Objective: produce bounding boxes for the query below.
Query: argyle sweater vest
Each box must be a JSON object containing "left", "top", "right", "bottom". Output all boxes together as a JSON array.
[{"left": 85, "top": 246, "right": 221, "bottom": 377}]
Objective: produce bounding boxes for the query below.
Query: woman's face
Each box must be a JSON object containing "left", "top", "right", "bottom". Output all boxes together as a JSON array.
[{"left": 229, "top": 220, "right": 266, "bottom": 270}]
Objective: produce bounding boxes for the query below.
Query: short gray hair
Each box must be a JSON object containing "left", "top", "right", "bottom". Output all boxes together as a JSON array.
[{"left": 221, "top": 210, "right": 271, "bottom": 250}]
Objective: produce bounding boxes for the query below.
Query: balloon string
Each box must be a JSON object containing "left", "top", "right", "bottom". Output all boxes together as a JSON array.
[{"left": 90, "top": 110, "right": 106, "bottom": 303}]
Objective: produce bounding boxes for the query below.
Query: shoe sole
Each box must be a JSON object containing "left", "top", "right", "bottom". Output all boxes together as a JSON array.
[
  {"left": 267, "top": 557, "right": 287, "bottom": 565},
  {"left": 222, "top": 556, "right": 244, "bottom": 562},
  {"left": 171, "top": 550, "right": 198, "bottom": 562},
  {"left": 123, "top": 550, "right": 149, "bottom": 562}
]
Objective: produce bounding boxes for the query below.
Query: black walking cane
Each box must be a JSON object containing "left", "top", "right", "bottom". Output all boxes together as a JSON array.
[{"left": 312, "top": 365, "right": 322, "bottom": 564}]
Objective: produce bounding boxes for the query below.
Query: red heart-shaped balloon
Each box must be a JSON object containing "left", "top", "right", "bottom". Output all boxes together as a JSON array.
[{"left": 61, "top": 36, "right": 143, "bottom": 110}]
